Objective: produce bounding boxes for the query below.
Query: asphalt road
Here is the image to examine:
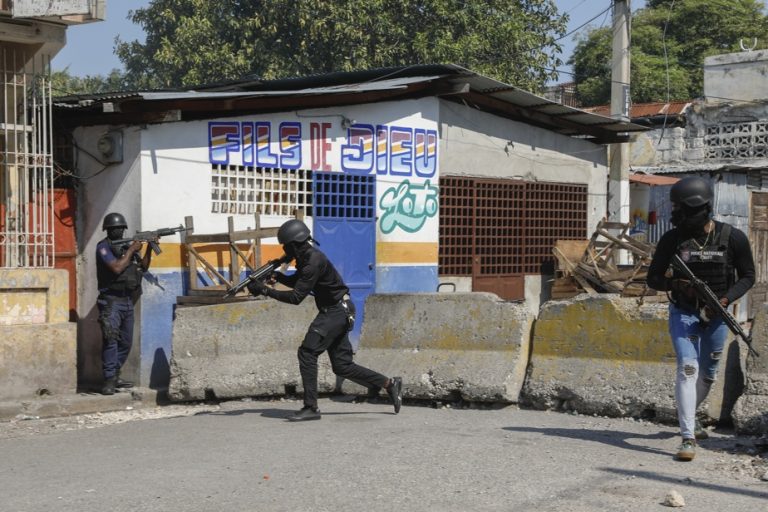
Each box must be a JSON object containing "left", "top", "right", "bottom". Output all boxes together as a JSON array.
[{"left": 1, "top": 397, "right": 766, "bottom": 512}]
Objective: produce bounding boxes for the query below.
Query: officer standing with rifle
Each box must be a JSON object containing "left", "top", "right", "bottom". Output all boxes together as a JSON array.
[
  {"left": 647, "top": 176, "right": 756, "bottom": 462},
  {"left": 95, "top": 213, "right": 156, "bottom": 395},
  {"left": 244, "top": 219, "right": 403, "bottom": 421}
]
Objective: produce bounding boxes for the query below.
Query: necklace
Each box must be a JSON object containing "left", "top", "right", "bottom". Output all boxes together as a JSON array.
[{"left": 692, "top": 220, "right": 713, "bottom": 250}]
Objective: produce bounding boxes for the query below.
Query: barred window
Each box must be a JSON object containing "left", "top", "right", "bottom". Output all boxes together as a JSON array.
[
  {"left": 439, "top": 177, "right": 587, "bottom": 276},
  {"left": 211, "top": 165, "right": 313, "bottom": 216}
]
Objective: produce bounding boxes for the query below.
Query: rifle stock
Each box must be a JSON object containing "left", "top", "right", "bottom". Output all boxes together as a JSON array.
[
  {"left": 671, "top": 254, "right": 759, "bottom": 357},
  {"left": 223, "top": 254, "right": 292, "bottom": 299}
]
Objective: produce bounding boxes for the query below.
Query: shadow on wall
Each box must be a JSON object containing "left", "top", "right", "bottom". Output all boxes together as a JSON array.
[
  {"left": 77, "top": 302, "right": 102, "bottom": 391},
  {"left": 720, "top": 340, "right": 745, "bottom": 423},
  {"left": 150, "top": 347, "right": 171, "bottom": 389}
]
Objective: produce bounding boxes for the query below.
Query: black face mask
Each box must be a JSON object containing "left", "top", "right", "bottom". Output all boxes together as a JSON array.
[
  {"left": 106, "top": 227, "right": 125, "bottom": 241},
  {"left": 671, "top": 204, "right": 710, "bottom": 234}
]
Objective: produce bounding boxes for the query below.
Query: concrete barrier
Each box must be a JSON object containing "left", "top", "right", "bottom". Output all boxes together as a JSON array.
[
  {"left": 731, "top": 303, "right": 768, "bottom": 435},
  {"left": 168, "top": 299, "right": 337, "bottom": 401},
  {"left": 522, "top": 294, "right": 743, "bottom": 423},
  {"left": 345, "top": 293, "right": 534, "bottom": 403},
  {"left": 0, "top": 269, "right": 76, "bottom": 400}
]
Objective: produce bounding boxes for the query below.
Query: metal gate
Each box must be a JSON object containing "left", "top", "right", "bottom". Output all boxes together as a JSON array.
[
  {"left": 0, "top": 49, "right": 54, "bottom": 268},
  {"left": 312, "top": 172, "right": 376, "bottom": 349},
  {"left": 439, "top": 176, "right": 587, "bottom": 300}
]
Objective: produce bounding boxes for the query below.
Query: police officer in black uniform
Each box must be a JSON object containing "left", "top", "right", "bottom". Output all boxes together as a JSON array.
[
  {"left": 647, "top": 176, "right": 755, "bottom": 461},
  {"left": 95, "top": 212, "right": 154, "bottom": 395},
  {"left": 248, "top": 219, "right": 403, "bottom": 421}
]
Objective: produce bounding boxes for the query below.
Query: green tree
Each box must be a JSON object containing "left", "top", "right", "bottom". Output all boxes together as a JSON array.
[
  {"left": 570, "top": 0, "right": 768, "bottom": 106},
  {"left": 52, "top": 68, "right": 128, "bottom": 96},
  {"left": 115, "top": 0, "right": 568, "bottom": 92}
]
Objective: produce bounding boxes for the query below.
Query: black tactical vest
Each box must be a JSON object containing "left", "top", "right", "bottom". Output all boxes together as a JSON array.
[
  {"left": 97, "top": 238, "right": 143, "bottom": 294},
  {"left": 674, "top": 223, "right": 732, "bottom": 307}
]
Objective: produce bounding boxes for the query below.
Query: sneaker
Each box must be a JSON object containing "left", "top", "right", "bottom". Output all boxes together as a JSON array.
[
  {"left": 675, "top": 438, "right": 696, "bottom": 461},
  {"left": 694, "top": 419, "right": 709, "bottom": 440},
  {"left": 287, "top": 406, "right": 321, "bottom": 422},
  {"left": 386, "top": 377, "right": 403, "bottom": 414},
  {"left": 101, "top": 377, "right": 116, "bottom": 396}
]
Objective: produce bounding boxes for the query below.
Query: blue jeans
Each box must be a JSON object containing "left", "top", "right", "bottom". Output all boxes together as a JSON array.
[
  {"left": 668, "top": 303, "right": 729, "bottom": 438},
  {"left": 97, "top": 296, "right": 135, "bottom": 380}
]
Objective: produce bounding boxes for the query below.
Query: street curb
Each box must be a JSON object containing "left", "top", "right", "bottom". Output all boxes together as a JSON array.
[{"left": 0, "top": 387, "right": 164, "bottom": 422}]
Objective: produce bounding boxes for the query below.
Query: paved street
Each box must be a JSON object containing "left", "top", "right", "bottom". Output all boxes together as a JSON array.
[{"left": 1, "top": 397, "right": 766, "bottom": 512}]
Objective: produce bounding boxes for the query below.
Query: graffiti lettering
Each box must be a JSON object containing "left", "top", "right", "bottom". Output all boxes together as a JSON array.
[
  {"left": 379, "top": 180, "right": 439, "bottom": 234},
  {"left": 208, "top": 121, "right": 437, "bottom": 178}
]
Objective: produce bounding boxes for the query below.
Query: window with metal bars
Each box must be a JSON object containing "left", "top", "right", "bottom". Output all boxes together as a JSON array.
[
  {"left": 439, "top": 177, "right": 587, "bottom": 276},
  {"left": 210, "top": 165, "right": 313, "bottom": 216},
  {"left": 313, "top": 172, "right": 375, "bottom": 219}
]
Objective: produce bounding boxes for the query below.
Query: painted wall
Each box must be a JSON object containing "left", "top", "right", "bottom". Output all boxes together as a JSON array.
[
  {"left": 76, "top": 125, "right": 143, "bottom": 389},
  {"left": 76, "top": 98, "right": 441, "bottom": 388},
  {"left": 437, "top": 99, "right": 609, "bottom": 235}
]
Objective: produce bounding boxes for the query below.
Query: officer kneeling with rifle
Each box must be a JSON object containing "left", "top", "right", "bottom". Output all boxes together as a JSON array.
[
  {"left": 648, "top": 176, "right": 756, "bottom": 462},
  {"left": 243, "top": 219, "right": 403, "bottom": 421}
]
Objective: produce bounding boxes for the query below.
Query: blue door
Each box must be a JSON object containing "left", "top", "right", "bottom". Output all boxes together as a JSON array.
[{"left": 312, "top": 172, "right": 376, "bottom": 350}]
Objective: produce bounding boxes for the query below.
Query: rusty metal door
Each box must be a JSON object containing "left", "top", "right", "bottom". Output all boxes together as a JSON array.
[
  {"left": 750, "top": 191, "right": 768, "bottom": 284},
  {"left": 439, "top": 177, "right": 587, "bottom": 301},
  {"left": 53, "top": 188, "right": 77, "bottom": 320}
]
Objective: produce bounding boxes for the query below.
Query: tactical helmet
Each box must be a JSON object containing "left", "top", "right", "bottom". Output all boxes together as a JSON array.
[
  {"left": 670, "top": 176, "right": 713, "bottom": 208},
  {"left": 102, "top": 212, "right": 127, "bottom": 230},
  {"left": 277, "top": 219, "right": 311, "bottom": 244}
]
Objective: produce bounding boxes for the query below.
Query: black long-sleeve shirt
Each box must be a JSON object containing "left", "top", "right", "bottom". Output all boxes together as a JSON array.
[
  {"left": 647, "top": 221, "right": 755, "bottom": 304},
  {"left": 265, "top": 244, "right": 349, "bottom": 309}
]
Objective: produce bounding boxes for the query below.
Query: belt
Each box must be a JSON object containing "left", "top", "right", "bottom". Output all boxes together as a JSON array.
[
  {"left": 319, "top": 294, "right": 351, "bottom": 313},
  {"left": 100, "top": 291, "right": 134, "bottom": 299}
]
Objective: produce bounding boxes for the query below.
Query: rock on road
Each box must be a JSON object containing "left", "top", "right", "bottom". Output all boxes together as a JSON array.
[{"left": 1, "top": 397, "right": 766, "bottom": 512}]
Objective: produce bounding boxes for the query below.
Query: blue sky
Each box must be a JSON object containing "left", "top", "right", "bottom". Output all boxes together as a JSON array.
[{"left": 51, "top": 0, "right": 646, "bottom": 84}]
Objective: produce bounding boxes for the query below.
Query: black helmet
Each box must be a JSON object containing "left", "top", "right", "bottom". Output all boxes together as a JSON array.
[
  {"left": 102, "top": 212, "right": 127, "bottom": 230},
  {"left": 670, "top": 176, "right": 713, "bottom": 208},
  {"left": 277, "top": 219, "right": 311, "bottom": 244}
]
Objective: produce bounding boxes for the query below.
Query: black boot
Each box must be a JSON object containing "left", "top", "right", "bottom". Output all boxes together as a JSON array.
[
  {"left": 116, "top": 371, "right": 134, "bottom": 389},
  {"left": 101, "top": 377, "right": 116, "bottom": 395},
  {"left": 386, "top": 377, "right": 403, "bottom": 414},
  {"left": 287, "top": 406, "right": 321, "bottom": 422}
]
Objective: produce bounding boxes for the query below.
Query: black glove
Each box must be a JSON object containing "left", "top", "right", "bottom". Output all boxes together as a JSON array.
[{"left": 247, "top": 280, "right": 268, "bottom": 296}]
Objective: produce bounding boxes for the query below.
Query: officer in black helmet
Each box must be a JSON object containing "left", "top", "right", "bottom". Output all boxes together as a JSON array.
[
  {"left": 95, "top": 212, "right": 155, "bottom": 395},
  {"left": 248, "top": 218, "right": 403, "bottom": 421},
  {"left": 648, "top": 176, "right": 755, "bottom": 461}
]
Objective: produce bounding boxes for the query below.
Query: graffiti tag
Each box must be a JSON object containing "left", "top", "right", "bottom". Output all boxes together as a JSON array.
[{"left": 379, "top": 180, "right": 438, "bottom": 234}]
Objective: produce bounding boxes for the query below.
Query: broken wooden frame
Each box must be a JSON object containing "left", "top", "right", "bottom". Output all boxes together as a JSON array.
[
  {"left": 552, "top": 220, "right": 659, "bottom": 299},
  {"left": 176, "top": 210, "right": 304, "bottom": 305}
]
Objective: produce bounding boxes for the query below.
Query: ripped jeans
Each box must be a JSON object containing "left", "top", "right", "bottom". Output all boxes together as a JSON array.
[{"left": 669, "top": 303, "right": 729, "bottom": 439}]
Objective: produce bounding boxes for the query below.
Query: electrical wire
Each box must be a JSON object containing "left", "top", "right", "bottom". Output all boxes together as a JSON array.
[{"left": 657, "top": 0, "right": 677, "bottom": 144}]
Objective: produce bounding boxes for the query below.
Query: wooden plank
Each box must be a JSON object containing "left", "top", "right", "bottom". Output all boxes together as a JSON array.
[
  {"left": 184, "top": 227, "right": 278, "bottom": 244},
  {"left": 553, "top": 246, "right": 597, "bottom": 295}
]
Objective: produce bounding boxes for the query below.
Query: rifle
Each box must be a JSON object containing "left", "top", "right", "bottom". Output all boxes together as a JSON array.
[
  {"left": 671, "top": 254, "right": 759, "bottom": 357},
  {"left": 111, "top": 225, "right": 189, "bottom": 255},
  {"left": 223, "top": 254, "right": 292, "bottom": 299}
]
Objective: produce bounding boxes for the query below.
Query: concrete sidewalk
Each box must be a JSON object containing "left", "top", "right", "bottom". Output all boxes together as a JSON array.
[{"left": 0, "top": 387, "right": 162, "bottom": 422}]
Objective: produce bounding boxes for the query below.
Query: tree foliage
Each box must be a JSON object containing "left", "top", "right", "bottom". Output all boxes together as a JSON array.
[
  {"left": 570, "top": 0, "right": 768, "bottom": 106},
  {"left": 114, "top": 0, "right": 568, "bottom": 92},
  {"left": 51, "top": 68, "right": 128, "bottom": 96}
]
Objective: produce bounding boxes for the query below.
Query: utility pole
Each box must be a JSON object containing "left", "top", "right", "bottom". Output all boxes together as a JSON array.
[{"left": 608, "top": 0, "right": 631, "bottom": 227}]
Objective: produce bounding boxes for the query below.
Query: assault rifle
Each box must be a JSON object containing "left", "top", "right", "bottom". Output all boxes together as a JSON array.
[
  {"left": 223, "top": 254, "right": 292, "bottom": 299},
  {"left": 111, "top": 225, "right": 189, "bottom": 255},
  {"left": 671, "top": 254, "right": 759, "bottom": 357}
]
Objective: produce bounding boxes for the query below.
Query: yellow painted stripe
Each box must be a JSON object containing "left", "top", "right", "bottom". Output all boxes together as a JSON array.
[
  {"left": 150, "top": 243, "right": 285, "bottom": 270},
  {"left": 151, "top": 242, "right": 438, "bottom": 268},
  {"left": 377, "top": 242, "right": 437, "bottom": 264}
]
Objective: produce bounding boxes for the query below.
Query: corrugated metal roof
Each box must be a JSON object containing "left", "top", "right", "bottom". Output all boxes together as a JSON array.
[
  {"left": 629, "top": 173, "right": 680, "bottom": 185},
  {"left": 634, "top": 159, "right": 768, "bottom": 174},
  {"left": 53, "top": 64, "right": 648, "bottom": 140},
  {"left": 585, "top": 101, "right": 692, "bottom": 119}
]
